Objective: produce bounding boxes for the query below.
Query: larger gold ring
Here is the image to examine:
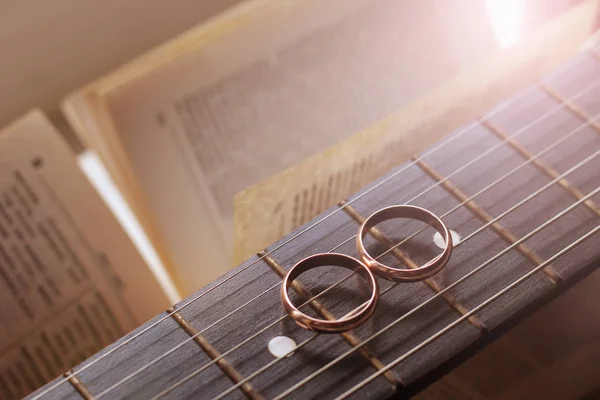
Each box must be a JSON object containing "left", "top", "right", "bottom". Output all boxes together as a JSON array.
[
  {"left": 281, "top": 253, "right": 379, "bottom": 333},
  {"left": 356, "top": 205, "right": 452, "bottom": 282}
]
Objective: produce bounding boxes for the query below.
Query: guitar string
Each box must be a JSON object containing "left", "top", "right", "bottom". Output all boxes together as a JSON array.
[
  {"left": 152, "top": 281, "right": 404, "bottom": 400},
  {"left": 88, "top": 63, "right": 597, "bottom": 398},
  {"left": 95, "top": 77, "right": 600, "bottom": 398},
  {"left": 270, "top": 168, "right": 600, "bottom": 398},
  {"left": 334, "top": 224, "right": 600, "bottom": 399},
  {"left": 185, "top": 301, "right": 389, "bottom": 400},
  {"left": 30, "top": 55, "right": 587, "bottom": 399},
  {"left": 142, "top": 109, "right": 600, "bottom": 399},
  {"left": 213, "top": 154, "right": 600, "bottom": 399},
  {"left": 94, "top": 272, "right": 358, "bottom": 399},
  {"left": 210, "top": 285, "right": 404, "bottom": 400}
]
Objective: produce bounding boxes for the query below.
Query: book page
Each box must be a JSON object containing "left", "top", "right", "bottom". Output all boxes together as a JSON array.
[{"left": 0, "top": 111, "right": 170, "bottom": 399}]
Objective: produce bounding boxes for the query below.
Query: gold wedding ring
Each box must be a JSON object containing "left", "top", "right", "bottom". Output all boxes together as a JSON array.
[
  {"left": 357, "top": 205, "right": 452, "bottom": 282},
  {"left": 281, "top": 253, "right": 379, "bottom": 333}
]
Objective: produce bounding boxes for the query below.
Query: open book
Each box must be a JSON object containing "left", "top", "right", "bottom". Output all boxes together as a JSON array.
[
  {"left": 62, "top": 0, "right": 600, "bottom": 297},
  {"left": 62, "top": 0, "right": 505, "bottom": 296},
  {"left": 0, "top": 111, "right": 171, "bottom": 398}
]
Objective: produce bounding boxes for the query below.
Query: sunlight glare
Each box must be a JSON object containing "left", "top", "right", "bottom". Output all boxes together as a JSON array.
[{"left": 485, "top": 0, "right": 524, "bottom": 48}]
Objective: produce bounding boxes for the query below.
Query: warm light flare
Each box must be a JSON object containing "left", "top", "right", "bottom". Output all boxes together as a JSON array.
[{"left": 485, "top": 0, "right": 524, "bottom": 48}]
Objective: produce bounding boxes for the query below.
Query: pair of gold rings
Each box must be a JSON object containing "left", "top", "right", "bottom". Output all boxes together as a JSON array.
[{"left": 281, "top": 205, "right": 453, "bottom": 333}]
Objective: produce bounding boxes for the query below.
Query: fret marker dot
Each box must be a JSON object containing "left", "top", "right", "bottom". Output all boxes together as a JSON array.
[
  {"left": 433, "top": 229, "right": 461, "bottom": 249},
  {"left": 268, "top": 336, "right": 296, "bottom": 358}
]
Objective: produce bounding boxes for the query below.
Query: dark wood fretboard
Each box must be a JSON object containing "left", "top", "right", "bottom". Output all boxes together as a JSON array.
[{"left": 26, "top": 46, "right": 600, "bottom": 400}]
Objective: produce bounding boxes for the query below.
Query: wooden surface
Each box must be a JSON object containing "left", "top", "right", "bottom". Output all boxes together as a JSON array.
[{"left": 25, "top": 43, "right": 600, "bottom": 399}]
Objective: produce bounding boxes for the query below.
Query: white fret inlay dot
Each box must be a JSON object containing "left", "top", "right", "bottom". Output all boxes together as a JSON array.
[
  {"left": 268, "top": 336, "right": 296, "bottom": 358},
  {"left": 433, "top": 229, "right": 461, "bottom": 249}
]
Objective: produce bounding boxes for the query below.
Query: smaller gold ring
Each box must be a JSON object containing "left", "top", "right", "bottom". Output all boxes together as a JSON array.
[
  {"left": 356, "top": 205, "right": 452, "bottom": 282},
  {"left": 281, "top": 253, "right": 379, "bottom": 333}
]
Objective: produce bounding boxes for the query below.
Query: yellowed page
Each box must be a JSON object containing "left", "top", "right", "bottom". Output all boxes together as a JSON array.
[
  {"left": 0, "top": 111, "right": 170, "bottom": 398},
  {"left": 232, "top": 0, "right": 600, "bottom": 263}
]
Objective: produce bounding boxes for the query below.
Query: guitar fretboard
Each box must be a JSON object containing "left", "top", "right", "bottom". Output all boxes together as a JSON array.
[{"left": 28, "top": 47, "right": 600, "bottom": 400}]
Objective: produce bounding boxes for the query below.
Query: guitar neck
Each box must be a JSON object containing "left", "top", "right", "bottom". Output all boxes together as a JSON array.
[{"left": 29, "top": 45, "right": 600, "bottom": 400}]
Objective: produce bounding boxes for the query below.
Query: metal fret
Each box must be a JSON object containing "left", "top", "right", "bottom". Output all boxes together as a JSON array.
[
  {"left": 413, "top": 158, "right": 563, "bottom": 284},
  {"left": 63, "top": 371, "right": 93, "bottom": 400},
  {"left": 257, "top": 250, "right": 402, "bottom": 389},
  {"left": 167, "top": 307, "right": 263, "bottom": 400},
  {"left": 482, "top": 119, "right": 600, "bottom": 217},
  {"left": 540, "top": 83, "right": 600, "bottom": 134},
  {"left": 339, "top": 201, "right": 487, "bottom": 332}
]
